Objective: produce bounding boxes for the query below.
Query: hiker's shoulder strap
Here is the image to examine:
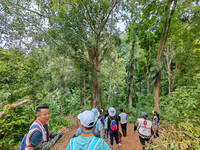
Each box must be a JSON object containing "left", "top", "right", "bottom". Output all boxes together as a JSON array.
[
  {"left": 87, "top": 137, "right": 100, "bottom": 150},
  {"left": 29, "top": 124, "right": 42, "bottom": 132},
  {"left": 70, "top": 137, "right": 75, "bottom": 150}
]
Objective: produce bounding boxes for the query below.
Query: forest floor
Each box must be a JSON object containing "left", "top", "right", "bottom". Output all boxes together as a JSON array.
[{"left": 53, "top": 117, "right": 142, "bottom": 150}]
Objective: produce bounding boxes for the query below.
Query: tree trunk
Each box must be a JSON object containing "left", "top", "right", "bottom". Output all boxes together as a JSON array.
[
  {"left": 146, "top": 59, "right": 150, "bottom": 95},
  {"left": 153, "top": 0, "right": 177, "bottom": 112},
  {"left": 165, "top": 44, "right": 172, "bottom": 104},
  {"left": 83, "top": 75, "right": 86, "bottom": 110},
  {"left": 153, "top": 72, "right": 161, "bottom": 111},
  {"left": 88, "top": 50, "right": 101, "bottom": 109},
  {"left": 128, "top": 28, "right": 137, "bottom": 110},
  {"left": 83, "top": 62, "right": 86, "bottom": 110}
]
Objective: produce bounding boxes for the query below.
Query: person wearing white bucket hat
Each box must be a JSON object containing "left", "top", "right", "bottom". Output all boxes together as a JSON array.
[
  {"left": 108, "top": 107, "right": 120, "bottom": 150},
  {"left": 66, "top": 110, "right": 110, "bottom": 150}
]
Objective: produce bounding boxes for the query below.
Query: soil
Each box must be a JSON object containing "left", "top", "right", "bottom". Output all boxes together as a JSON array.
[{"left": 52, "top": 117, "right": 142, "bottom": 150}]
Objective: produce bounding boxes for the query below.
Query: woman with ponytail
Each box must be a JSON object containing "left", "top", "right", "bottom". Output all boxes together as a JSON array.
[{"left": 152, "top": 111, "right": 160, "bottom": 139}]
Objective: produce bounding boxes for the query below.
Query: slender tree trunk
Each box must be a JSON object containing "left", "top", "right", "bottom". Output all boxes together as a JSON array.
[
  {"left": 83, "top": 75, "right": 86, "bottom": 110},
  {"left": 128, "top": 28, "right": 137, "bottom": 110},
  {"left": 80, "top": 74, "right": 83, "bottom": 111},
  {"left": 146, "top": 59, "right": 150, "bottom": 95},
  {"left": 83, "top": 62, "right": 86, "bottom": 110},
  {"left": 165, "top": 44, "right": 172, "bottom": 104},
  {"left": 153, "top": 0, "right": 177, "bottom": 112}
]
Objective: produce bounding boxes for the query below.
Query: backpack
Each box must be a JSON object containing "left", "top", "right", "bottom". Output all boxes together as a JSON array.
[
  {"left": 110, "top": 117, "right": 117, "bottom": 131},
  {"left": 18, "top": 124, "right": 42, "bottom": 150},
  {"left": 93, "top": 124, "right": 100, "bottom": 137}
]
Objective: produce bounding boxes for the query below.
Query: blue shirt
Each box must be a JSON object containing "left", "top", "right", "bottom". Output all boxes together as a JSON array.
[
  {"left": 153, "top": 118, "right": 159, "bottom": 127},
  {"left": 30, "top": 124, "right": 49, "bottom": 147},
  {"left": 66, "top": 132, "right": 110, "bottom": 150}
]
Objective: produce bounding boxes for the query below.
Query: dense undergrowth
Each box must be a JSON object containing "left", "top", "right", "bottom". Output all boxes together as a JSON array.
[{"left": 1, "top": 85, "right": 200, "bottom": 149}]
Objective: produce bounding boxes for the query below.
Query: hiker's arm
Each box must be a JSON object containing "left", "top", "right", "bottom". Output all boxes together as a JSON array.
[
  {"left": 108, "top": 118, "right": 110, "bottom": 130},
  {"left": 151, "top": 127, "right": 154, "bottom": 135},
  {"left": 49, "top": 127, "right": 66, "bottom": 138},
  {"left": 49, "top": 131, "right": 58, "bottom": 138},
  {"left": 36, "top": 132, "right": 63, "bottom": 150},
  {"left": 134, "top": 125, "right": 137, "bottom": 131},
  {"left": 134, "top": 120, "right": 139, "bottom": 131}
]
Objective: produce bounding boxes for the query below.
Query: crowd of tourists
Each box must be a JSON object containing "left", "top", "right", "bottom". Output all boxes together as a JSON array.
[{"left": 18, "top": 105, "right": 160, "bottom": 150}]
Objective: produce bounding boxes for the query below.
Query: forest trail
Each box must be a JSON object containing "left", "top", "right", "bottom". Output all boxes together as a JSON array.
[{"left": 53, "top": 117, "right": 142, "bottom": 150}]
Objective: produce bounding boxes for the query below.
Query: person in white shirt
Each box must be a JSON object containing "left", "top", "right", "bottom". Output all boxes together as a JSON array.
[{"left": 119, "top": 108, "right": 127, "bottom": 137}]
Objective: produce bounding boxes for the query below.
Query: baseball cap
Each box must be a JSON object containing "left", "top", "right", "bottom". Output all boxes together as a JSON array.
[
  {"left": 108, "top": 107, "right": 116, "bottom": 117},
  {"left": 77, "top": 110, "right": 95, "bottom": 128},
  {"left": 91, "top": 108, "right": 98, "bottom": 117},
  {"left": 141, "top": 112, "right": 149, "bottom": 119}
]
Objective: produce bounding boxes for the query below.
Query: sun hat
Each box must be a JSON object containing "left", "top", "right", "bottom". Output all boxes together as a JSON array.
[
  {"left": 108, "top": 107, "right": 116, "bottom": 117},
  {"left": 77, "top": 110, "right": 95, "bottom": 128},
  {"left": 141, "top": 112, "right": 149, "bottom": 119}
]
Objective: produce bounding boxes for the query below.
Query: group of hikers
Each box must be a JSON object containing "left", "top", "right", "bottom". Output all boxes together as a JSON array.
[{"left": 18, "top": 105, "right": 160, "bottom": 150}]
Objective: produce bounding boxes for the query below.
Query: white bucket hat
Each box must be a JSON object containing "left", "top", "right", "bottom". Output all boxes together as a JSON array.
[
  {"left": 108, "top": 107, "right": 116, "bottom": 117},
  {"left": 77, "top": 110, "right": 95, "bottom": 128}
]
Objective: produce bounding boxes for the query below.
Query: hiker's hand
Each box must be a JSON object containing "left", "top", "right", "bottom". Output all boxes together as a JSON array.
[{"left": 59, "top": 127, "right": 67, "bottom": 134}]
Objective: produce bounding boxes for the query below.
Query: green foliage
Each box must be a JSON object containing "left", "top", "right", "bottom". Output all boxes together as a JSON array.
[
  {"left": 165, "top": 86, "right": 200, "bottom": 123},
  {"left": 127, "top": 94, "right": 154, "bottom": 123}
]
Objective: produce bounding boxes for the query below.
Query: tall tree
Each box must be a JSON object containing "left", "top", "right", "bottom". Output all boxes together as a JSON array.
[
  {"left": 153, "top": 0, "right": 177, "bottom": 111},
  {"left": 50, "top": 0, "right": 120, "bottom": 108},
  {"left": 2, "top": 0, "right": 120, "bottom": 108}
]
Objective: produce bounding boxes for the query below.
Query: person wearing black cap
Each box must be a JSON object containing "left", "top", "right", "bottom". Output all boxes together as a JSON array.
[{"left": 134, "top": 112, "right": 153, "bottom": 150}]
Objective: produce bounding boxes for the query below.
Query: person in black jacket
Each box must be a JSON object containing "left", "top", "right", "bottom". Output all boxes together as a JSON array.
[{"left": 108, "top": 107, "right": 119, "bottom": 150}]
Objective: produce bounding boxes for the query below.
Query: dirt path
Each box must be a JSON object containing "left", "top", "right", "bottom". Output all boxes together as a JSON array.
[{"left": 53, "top": 117, "right": 142, "bottom": 150}]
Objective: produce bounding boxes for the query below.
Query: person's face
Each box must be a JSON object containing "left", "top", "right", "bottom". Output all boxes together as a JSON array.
[{"left": 37, "top": 108, "right": 50, "bottom": 125}]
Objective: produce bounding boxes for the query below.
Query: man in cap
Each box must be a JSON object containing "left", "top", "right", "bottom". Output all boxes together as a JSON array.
[
  {"left": 134, "top": 112, "right": 153, "bottom": 150},
  {"left": 66, "top": 110, "right": 110, "bottom": 150},
  {"left": 108, "top": 107, "right": 120, "bottom": 150}
]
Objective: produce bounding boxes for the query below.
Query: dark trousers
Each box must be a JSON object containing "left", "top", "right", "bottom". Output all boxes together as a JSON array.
[
  {"left": 120, "top": 123, "right": 127, "bottom": 137},
  {"left": 139, "top": 136, "right": 150, "bottom": 150},
  {"left": 110, "top": 131, "right": 119, "bottom": 145},
  {"left": 105, "top": 129, "right": 109, "bottom": 138},
  {"left": 154, "top": 129, "right": 159, "bottom": 138}
]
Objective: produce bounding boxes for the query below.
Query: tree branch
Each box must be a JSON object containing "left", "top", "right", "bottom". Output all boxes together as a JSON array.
[
  {"left": 70, "top": 25, "right": 93, "bottom": 46},
  {"left": 99, "top": 46, "right": 112, "bottom": 63},
  {"left": 4, "top": 1, "right": 48, "bottom": 18},
  {"left": 98, "top": 0, "right": 120, "bottom": 36},
  {"left": 23, "top": 17, "right": 92, "bottom": 64},
  {"left": 181, "top": 131, "right": 200, "bottom": 145},
  {"left": 82, "top": 3, "right": 98, "bottom": 35},
  {"left": 0, "top": 99, "right": 30, "bottom": 119}
]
